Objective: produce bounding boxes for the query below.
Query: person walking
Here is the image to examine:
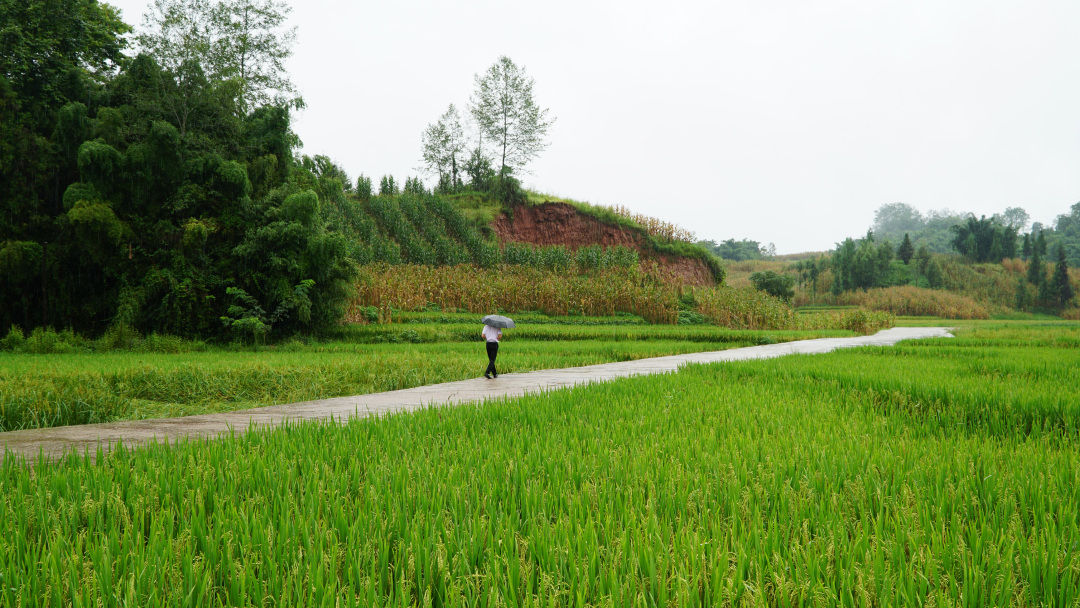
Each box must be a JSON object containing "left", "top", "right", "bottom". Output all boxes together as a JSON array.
[{"left": 481, "top": 323, "right": 502, "bottom": 379}]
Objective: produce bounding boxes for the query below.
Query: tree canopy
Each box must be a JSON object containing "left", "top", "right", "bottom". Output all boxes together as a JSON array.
[
  {"left": 949, "top": 216, "right": 1017, "bottom": 263},
  {"left": 0, "top": 0, "right": 353, "bottom": 340},
  {"left": 470, "top": 56, "right": 553, "bottom": 176}
]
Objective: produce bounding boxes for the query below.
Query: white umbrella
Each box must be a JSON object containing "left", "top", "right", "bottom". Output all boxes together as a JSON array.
[{"left": 481, "top": 315, "right": 516, "bottom": 329}]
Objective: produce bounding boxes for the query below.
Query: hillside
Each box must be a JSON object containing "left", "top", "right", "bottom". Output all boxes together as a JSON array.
[
  {"left": 493, "top": 202, "right": 718, "bottom": 285},
  {"left": 329, "top": 189, "right": 724, "bottom": 286}
]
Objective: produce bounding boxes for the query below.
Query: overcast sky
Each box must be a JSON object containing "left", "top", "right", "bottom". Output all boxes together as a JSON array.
[{"left": 108, "top": 0, "right": 1080, "bottom": 253}]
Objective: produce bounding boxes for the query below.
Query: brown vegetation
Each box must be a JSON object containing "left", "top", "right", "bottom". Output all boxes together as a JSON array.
[
  {"left": 347, "top": 264, "right": 893, "bottom": 334},
  {"left": 800, "top": 286, "right": 990, "bottom": 319}
]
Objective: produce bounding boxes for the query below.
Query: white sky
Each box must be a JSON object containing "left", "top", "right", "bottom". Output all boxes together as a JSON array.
[{"left": 108, "top": 0, "right": 1080, "bottom": 253}]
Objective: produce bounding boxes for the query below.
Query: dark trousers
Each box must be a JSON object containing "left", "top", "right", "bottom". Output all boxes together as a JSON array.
[{"left": 485, "top": 341, "right": 499, "bottom": 377}]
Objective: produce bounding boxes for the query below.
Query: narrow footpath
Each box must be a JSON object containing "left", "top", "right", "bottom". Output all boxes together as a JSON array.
[{"left": 1, "top": 327, "right": 951, "bottom": 462}]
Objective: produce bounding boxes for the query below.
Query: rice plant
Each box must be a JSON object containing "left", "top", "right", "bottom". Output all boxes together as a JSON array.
[{"left": 3, "top": 322, "right": 1078, "bottom": 605}]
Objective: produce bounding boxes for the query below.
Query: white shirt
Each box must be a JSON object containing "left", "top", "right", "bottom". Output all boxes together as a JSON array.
[{"left": 482, "top": 325, "right": 502, "bottom": 342}]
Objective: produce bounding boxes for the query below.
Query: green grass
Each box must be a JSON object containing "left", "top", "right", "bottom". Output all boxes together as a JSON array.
[
  {"left": 1, "top": 321, "right": 1078, "bottom": 605},
  {"left": 0, "top": 325, "right": 847, "bottom": 431}
]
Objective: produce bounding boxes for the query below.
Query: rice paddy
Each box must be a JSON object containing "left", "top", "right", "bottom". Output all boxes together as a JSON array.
[
  {"left": 2, "top": 321, "right": 1079, "bottom": 605},
  {"left": 0, "top": 321, "right": 847, "bottom": 431}
]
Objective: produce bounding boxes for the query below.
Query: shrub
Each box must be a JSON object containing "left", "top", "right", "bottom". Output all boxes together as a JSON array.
[{"left": 749, "top": 270, "right": 795, "bottom": 301}]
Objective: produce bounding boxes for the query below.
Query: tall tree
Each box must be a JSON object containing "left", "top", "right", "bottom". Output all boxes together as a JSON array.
[
  {"left": 470, "top": 56, "right": 553, "bottom": 175},
  {"left": 421, "top": 104, "right": 466, "bottom": 190},
  {"left": 138, "top": 0, "right": 298, "bottom": 114},
  {"left": 211, "top": 0, "right": 297, "bottom": 112},
  {"left": 1027, "top": 247, "right": 1045, "bottom": 288},
  {"left": 897, "top": 233, "right": 914, "bottom": 265},
  {"left": 1050, "top": 245, "right": 1074, "bottom": 308}
]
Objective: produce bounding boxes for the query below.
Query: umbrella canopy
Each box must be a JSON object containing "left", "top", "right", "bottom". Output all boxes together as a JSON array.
[{"left": 482, "top": 314, "right": 516, "bottom": 329}]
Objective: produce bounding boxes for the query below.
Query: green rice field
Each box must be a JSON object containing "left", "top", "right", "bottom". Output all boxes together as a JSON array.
[
  {"left": 0, "top": 321, "right": 846, "bottom": 431},
  {"left": 2, "top": 321, "right": 1079, "bottom": 605}
]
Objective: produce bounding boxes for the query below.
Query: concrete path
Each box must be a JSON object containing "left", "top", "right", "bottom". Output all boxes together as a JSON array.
[{"left": 0, "top": 327, "right": 951, "bottom": 463}]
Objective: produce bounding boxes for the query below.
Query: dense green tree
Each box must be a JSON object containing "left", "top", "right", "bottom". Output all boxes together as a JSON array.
[
  {"left": 0, "top": 2, "right": 354, "bottom": 339},
  {"left": 470, "top": 56, "right": 553, "bottom": 175},
  {"left": 698, "top": 238, "right": 765, "bottom": 261},
  {"left": 1050, "top": 202, "right": 1080, "bottom": 267},
  {"left": 1021, "top": 233, "right": 1032, "bottom": 260},
  {"left": 949, "top": 216, "right": 1017, "bottom": 262},
  {"left": 1027, "top": 248, "right": 1045, "bottom": 288},
  {"left": 1049, "top": 245, "right": 1074, "bottom": 308},
  {"left": 1036, "top": 230, "right": 1048, "bottom": 256},
  {"left": 749, "top": 270, "right": 794, "bottom": 301},
  {"left": 830, "top": 235, "right": 894, "bottom": 292},
  {"left": 463, "top": 146, "right": 495, "bottom": 191},
  {"left": 897, "top": 233, "right": 914, "bottom": 265}
]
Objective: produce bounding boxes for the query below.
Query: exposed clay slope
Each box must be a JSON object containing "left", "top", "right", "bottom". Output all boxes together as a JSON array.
[{"left": 491, "top": 202, "right": 716, "bottom": 285}]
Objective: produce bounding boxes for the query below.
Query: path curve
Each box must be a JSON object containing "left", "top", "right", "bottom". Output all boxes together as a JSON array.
[{"left": 0, "top": 327, "right": 951, "bottom": 463}]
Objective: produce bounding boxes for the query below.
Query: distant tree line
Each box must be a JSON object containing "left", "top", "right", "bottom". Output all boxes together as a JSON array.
[
  {"left": 872, "top": 201, "right": 1080, "bottom": 267},
  {"left": 697, "top": 238, "right": 772, "bottom": 261}
]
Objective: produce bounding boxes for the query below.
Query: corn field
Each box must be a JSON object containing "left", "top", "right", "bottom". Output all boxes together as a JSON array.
[
  {"left": 349, "top": 264, "right": 680, "bottom": 324},
  {"left": 607, "top": 204, "right": 696, "bottom": 242},
  {"left": 349, "top": 265, "right": 893, "bottom": 333}
]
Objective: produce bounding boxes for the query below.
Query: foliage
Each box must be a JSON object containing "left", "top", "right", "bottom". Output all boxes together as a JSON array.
[
  {"left": 462, "top": 146, "right": 496, "bottom": 191},
  {"left": 698, "top": 238, "right": 766, "bottom": 261},
  {"left": 355, "top": 174, "right": 372, "bottom": 202},
  {"left": 950, "top": 215, "right": 1018, "bottom": 262},
  {"left": 871, "top": 202, "right": 970, "bottom": 253},
  {"left": 1046, "top": 202, "right": 1080, "bottom": 267},
  {"left": 0, "top": 3, "right": 353, "bottom": 339},
  {"left": 488, "top": 169, "right": 526, "bottom": 205},
  {"left": 137, "top": 0, "right": 299, "bottom": 113},
  {"left": 830, "top": 232, "right": 894, "bottom": 292},
  {"left": 470, "top": 56, "right": 553, "bottom": 174},
  {"left": 897, "top": 232, "right": 914, "bottom": 264},
  {"left": 749, "top": 270, "right": 794, "bottom": 301},
  {"left": 1050, "top": 245, "right": 1075, "bottom": 309},
  {"left": 378, "top": 175, "right": 398, "bottom": 196},
  {"left": 420, "top": 103, "right": 466, "bottom": 191},
  {"left": 402, "top": 176, "right": 426, "bottom": 195}
]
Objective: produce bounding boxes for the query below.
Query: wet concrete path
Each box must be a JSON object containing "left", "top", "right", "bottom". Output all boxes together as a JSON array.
[{"left": 1, "top": 327, "right": 951, "bottom": 463}]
